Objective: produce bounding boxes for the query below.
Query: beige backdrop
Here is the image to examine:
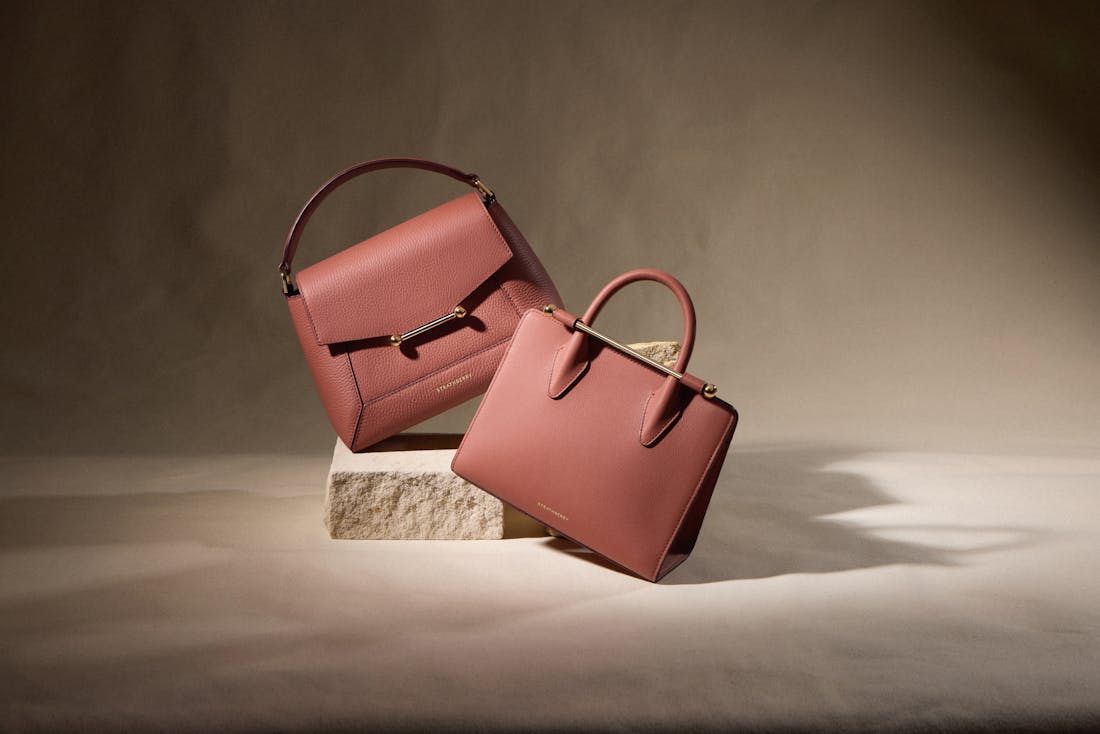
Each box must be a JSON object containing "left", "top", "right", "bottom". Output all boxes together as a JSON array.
[{"left": 2, "top": 0, "right": 1098, "bottom": 455}]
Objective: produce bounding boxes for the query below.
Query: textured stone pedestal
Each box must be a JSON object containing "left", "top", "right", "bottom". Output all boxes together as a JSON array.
[
  {"left": 323, "top": 341, "right": 681, "bottom": 541},
  {"left": 325, "top": 434, "right": 504, "bottom": 540}
]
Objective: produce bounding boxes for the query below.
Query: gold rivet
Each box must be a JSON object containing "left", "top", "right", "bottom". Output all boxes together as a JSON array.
[
  {"left": 453, "top": 305, "right": 467, "bottom": 318},
  {"left": 542, "top": 304, "right": 558, "bottom": 314},
  {"left": 389, "top": 335, "right": 402, "bottom": 346},
  {"left": 702, "top": 384, "right": 718, "bottom": 399}
]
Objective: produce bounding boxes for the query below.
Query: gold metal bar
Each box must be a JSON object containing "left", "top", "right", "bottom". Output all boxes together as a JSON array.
[
  {"left": 279, "top": 266, "right": 297, "bottom": 296},
  {"left": 471, "top": 177, "right": 495, "bottom": 203},
  {"left": 391, "top": 306, "right": 467, "bottom": 346},
  {"left": 572, "top": 320, "right": 684, "bottom": 380}
]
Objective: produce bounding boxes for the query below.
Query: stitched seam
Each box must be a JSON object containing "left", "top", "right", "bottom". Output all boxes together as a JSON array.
[
  {"left": 474, "top": 196, "right": 514, "bottom": 265},
  {"left": 297, "top": 291, "right": 325, "bottom": 345},
  {"left": 491, "top": 272, "right": 524, "bottom": 317},
  {"left": 298, "top": 196, "right": 511, "bottom": 347},
  {"left": 346, "top": 350, "right": 367, "bottom": 449},
  {"left": 652, "top": 409, "right": 736, "bottom": 580},
  {"left": 453, "top": 309, "right": 545, "bottom": 462},
  {"left": 358, "top": 335, "right": 513, "bottom": 407},
  {"left": 293, "top": 293, "right": 365, "bottom": 448},
  {"left": 547, "top": 343, "right": 588, "bottom": 399},
  {"left": 638, "top": 390, "right": 681, "bottom": 445}
]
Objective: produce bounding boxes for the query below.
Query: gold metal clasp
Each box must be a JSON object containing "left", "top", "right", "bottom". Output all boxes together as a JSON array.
[
  {"left": 279, "top": 265, "right": 297, "bottom": 295},
  {"left": 471, "top": 177, "right": 496, "bottom": 203},
  {"left": 390, "top": 305, "right": 468, "bottom": 346},
  {"left": 570, "top": 318, "right": 718, "bottom": 398}
]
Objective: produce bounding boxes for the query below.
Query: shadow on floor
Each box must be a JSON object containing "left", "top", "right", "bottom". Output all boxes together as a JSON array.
[
  {"left": 0, "top": 446, "right": 1044, "bottom": 584},
  {"left": 538, "top": 444, "right": 1043, "bottom": 585}
]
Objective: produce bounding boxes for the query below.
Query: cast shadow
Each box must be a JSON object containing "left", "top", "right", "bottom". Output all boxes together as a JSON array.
[{"left": 539, "top": 445, "right": 1044, "bottom": 585}]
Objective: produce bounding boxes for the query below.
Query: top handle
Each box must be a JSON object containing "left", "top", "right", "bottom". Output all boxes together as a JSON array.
[
  {"left": 575, "top": 269, "right": 697, "bottom": 376},
  {"left": 545, "top": 268, "right": 717, "bottom": 447},
  {"left": 278, "top": 157, "right": 494, "bottom": 294},
  {"left": 547, "top": 268, "right": 717, "bottom": 401}
]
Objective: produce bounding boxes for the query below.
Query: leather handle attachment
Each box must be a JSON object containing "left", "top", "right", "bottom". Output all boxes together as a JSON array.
[
  {"left": 278, "top": 157, "right": 493, "bottom": 294},
  {"left": 546, "top": 269, "right": 715, "bottom": 446},
  {"left": 577, "top": 269, "right": 697, "bottom": 375}
]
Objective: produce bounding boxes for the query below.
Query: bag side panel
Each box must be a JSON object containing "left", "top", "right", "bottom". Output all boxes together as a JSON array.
[
  {"left": 287, "top": 295, "right": 362, "bottom": 449},
  {"left": 486, "top": 201, "right": 564, "bottom": 310},
  {"left": 654, "top": 413, "right": 738, "bottom": 581}
]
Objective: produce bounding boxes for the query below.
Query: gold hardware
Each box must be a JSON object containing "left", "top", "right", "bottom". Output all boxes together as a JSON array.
[
  {"left": 542, "top": 304, "right": 558, "bottom": 314},
  {"left": 279, "top": 265, "right": 297, "bottom": 295},
  {"left": 391, "top": 305, "right": 468, "bottom": 346},
  {"left": 471, "top": 177, "right": 496, "bottom": 203},
  {"left": 573, "top": 320, "right": 684, "bottom": 380},
  {"left": 571, "top": 319, "right": 719, "bottom": 398}
]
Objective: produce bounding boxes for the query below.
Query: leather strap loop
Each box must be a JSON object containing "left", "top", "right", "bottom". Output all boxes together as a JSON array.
[
  {"left": 546, "top": 269, "right": 703, "bottom": 446},
  {"left": 279, "top": 158, "right": 485, "bottom": 273},
  {"left": 579, "top": 269, "right": 697, "bottom": 375}
]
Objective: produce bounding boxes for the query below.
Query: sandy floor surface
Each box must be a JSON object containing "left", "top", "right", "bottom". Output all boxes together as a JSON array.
[{"left": 2, "top": 444, "right": 1098, "bottom": 731}]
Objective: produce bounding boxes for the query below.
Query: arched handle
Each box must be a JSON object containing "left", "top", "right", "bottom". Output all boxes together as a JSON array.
[
  {"left": 577, "top": 269, "right": 697, "bottom": 376},
  {"left": 547, "top": 267, "right": 712, "bottom": 444},
  {"left": 546, "top": 269, "right": 715, "bottom": 446},
  {"left": 278, "top": 157, "right": 493, "bottom": 293}
]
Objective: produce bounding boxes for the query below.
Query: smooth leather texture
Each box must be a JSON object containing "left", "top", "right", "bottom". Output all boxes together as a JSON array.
[
  {"left": 547, "top": 270, "right": 702, "bottom": 446},
  {"left": 283, "top": 158, "right": 562, "bottom": 452},
  {"left": 452, "top": 270, "right": 738, "bottom": 582}
]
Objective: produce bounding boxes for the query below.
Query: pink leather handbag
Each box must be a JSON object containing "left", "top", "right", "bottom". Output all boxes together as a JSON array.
[
  {"left": 452, "top": 269, "right": 738, "bottom": 581},
  {"left": 280, "top": 158, "right": 562, "bottom": 451}
]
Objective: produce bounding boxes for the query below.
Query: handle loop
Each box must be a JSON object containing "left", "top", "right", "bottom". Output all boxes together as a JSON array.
[
  {"left": 278, "top": 158, "right": 492, "bottom": 292},
  {"left": 545, "top": 269, "right": 714, "bottom": 446},
  {"left": 576, "top": 269, "right": 697, "bottom": 376}
]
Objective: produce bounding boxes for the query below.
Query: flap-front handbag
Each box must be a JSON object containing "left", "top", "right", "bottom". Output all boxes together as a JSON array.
[
  {"left": 452, "top": 269, "right": 738, "bottom": 581},
  {"left": 280, "top": 158, "right": 562, "bottom": 451}
]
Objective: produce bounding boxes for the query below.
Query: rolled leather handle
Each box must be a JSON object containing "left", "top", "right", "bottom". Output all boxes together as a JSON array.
[
  {"left": 578, "top": 269, "right": 697, "bottom": 376},
  {"left": 279, "top": 157, "right": 488, "bottom": 274}
]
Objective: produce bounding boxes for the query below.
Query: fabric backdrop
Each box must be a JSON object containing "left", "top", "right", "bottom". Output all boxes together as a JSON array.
[{"left": 2, "top": 0, "right": 1098, "bottom": 454}]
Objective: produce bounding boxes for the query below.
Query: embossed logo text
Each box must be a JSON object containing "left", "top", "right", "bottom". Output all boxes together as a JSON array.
[
  {"left": 435, "top": 373, "right": 472, "bottom": 393},
  {"left": 538, "top": 501, "right": 569, "bottom": 521}
]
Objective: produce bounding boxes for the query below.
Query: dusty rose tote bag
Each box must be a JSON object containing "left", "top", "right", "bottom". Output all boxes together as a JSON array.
[{"left": 452, "top": 269, "right": 738, "bottom": 581}]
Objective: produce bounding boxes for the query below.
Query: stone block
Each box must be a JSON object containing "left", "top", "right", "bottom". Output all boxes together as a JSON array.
[
  {"left": 323, "top": 341, "right": 681, "bottom": 541},
  {"left": 324, "top": 434, "right": 504, "bottom": 540}
]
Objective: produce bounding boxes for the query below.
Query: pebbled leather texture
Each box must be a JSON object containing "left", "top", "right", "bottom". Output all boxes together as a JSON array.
[
  {"left": 283, "top": 158, "right": 561, "bottom": 452},
  {"left": 296, "top": 194, "right": 512, "bottom": 344},
  {"left": 451, "top": 270, "right": 738, "bottom": 582},
  {"left": 281, "top": 158, "right": 482, "bottom": 271},
  {"left": 485, "top": 200, "right": 563, "bottom": 311}
]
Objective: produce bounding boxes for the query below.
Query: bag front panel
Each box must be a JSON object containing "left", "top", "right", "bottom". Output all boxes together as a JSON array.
[
  {"left": 342, "top": 277, "right": 521, "bottom": 405},
  {"left": 453, "top": 310, "right": 737, "bottom": 581},
  {"left": 287, "top": 295, "right": 362, "bottom": 447},
  {"left": 295, "top": 194, "right": 513, "bottom": 345},
  {"left": 349, "top": 334, "right": 514, "bottom": 450}
]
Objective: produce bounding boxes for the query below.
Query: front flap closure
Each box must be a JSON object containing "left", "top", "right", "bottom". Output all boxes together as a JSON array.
[{"left": 295, "top": 193, "right": 513, "bottom": 345}]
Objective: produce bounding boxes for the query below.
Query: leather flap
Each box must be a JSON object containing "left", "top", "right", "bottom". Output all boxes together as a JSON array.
[{"left": 295, "top": 193, "right": 513, "bottom": 345}]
